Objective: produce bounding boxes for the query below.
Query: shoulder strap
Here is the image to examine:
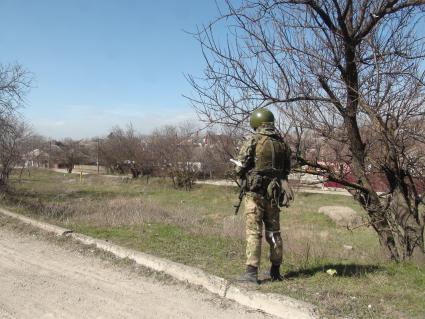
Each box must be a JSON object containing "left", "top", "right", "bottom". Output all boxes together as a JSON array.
[{"left": 269, "top": 138, "right": 276, "bottom": 169}]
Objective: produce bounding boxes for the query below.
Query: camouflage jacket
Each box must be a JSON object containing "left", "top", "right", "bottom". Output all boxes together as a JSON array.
[{"left": 235, "top": 124, "right": 291, "bottom": 179}]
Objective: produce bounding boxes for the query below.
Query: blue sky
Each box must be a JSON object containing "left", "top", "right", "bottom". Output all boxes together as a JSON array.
[
  {"left": 0, "top": 0, "right": 223, "bottom": 138},
  {"left": 3, "top": 1, "right": 423, "bottom": 139}
]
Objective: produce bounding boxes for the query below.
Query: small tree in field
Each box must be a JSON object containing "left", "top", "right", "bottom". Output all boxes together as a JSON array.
[
  {"left": 188, "top": 0, "right": 425, "bottom": 261},
  {"left": 99, "top": 125, "right": 152, "bottom": 178},
  {"left": 0, "top": 118, "right": 31, "bottom": 185},
  {"left": 53, "top": 139, "right": 89, "bottom": 173},
  {"left": 149, "top": 123, "right": 198, "bottom": 190}
]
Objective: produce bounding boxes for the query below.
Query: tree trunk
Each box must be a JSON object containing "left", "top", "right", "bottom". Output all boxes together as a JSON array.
[
  {"left": 357, "top": 186, "right": 425, "bottom": 262},
  {"left": 339, "top": 38, "right": 424, "bottom": 262},
  {"left": 67, "top": 165, "right": 73, "bottom": 174},
  {"left": 0, "top": 166, "right": 11, "bottom": 186},
  {"left": 386, "top": 187, "right": 424, "bottom": 261}
]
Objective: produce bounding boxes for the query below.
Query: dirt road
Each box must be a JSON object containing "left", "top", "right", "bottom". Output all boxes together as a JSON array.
[{"left": 0, "top": 226, "right": 273, "bottom": 319}]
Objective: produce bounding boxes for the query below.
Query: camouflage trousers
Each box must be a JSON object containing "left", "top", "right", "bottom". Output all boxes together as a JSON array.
[{"left": 244, "top": 192, "right": 283, "bottom": 268}]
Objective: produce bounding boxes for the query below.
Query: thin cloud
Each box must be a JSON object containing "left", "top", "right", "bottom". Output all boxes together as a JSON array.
[{"left": 31, "top": 106, "right": 199, "bottom": 139}]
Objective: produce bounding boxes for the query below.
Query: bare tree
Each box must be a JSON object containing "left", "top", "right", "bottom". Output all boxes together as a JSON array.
[
  {"left": 149, "top": 123, "right": 199, "bottom": 190},
  {"left": 188, "top": 0, "right": 425, "bottom": 261},
  {"left": 52, "top": 139, "right": 89, "bottom": 173},
  {"left": 198, "top": 128, "right": 242, "bottom": 179},
  {"left": 0, "top": 117, "right": 31, "bottom": 185},
  {"left": 0, "top": 62, "right": 32, "bottom": 185},
  {"left": 0, "top": 63, "right": 31, "bottom": 119},
  {"left": 99, "top": 124, "right": 152, "bottom": 178}
]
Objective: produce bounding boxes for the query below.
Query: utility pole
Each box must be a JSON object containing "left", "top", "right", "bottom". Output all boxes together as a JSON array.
[
  {"left": 48, "top": 140, "right": 52, "bottom": 168},
  {"left": 97, "top": 138, "right": 100, "bottom": 174}
]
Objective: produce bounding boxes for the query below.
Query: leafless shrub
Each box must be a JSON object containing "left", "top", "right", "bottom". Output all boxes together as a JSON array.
[
  {"left": 149, "top": 123, "right": 200, "bottom": 190},
  {"left": 99, "top": 124, "right": 153, "bottom": 179}
]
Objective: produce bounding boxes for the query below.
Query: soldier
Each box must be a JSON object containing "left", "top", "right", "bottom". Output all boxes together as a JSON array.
[{"left": 234, "top": 108, "right": 292, "bottom": 283}]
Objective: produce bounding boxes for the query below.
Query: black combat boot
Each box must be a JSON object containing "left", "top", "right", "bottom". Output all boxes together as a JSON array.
[
  {"left": 236, "top": 265, "right": 258, "bottom": 283},
  {"left": 270, "top": 264, "right": 284, "bottom": 281}
]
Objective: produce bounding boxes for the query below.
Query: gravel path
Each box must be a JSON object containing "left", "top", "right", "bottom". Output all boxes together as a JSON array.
[{"left": 0, "top": 227, "right": 273, "bottom": 319}]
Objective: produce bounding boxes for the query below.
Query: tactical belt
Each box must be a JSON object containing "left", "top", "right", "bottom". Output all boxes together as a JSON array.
[
  {"left": 246, "top": 170, "right": 285, "bottom": 195},
  {"left": 251, "top": 168, "right": 287, "bottom": 178}
]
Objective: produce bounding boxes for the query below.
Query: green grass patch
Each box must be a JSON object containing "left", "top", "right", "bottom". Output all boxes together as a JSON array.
[
  {"left": 1, "top": 168, "right": 424, "bottom": 319},
  {"left": 73, "top": 223, "right": 246, "bottom": 278}
]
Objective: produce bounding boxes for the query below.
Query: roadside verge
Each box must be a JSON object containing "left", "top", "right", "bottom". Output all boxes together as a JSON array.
[{"left": 0, "top": 207, "right": 319, "bottom": 319}]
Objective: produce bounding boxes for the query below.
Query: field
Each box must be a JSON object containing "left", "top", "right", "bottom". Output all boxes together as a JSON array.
[{"left": 1, "top": 168, "right": 424, "bottom": 319}]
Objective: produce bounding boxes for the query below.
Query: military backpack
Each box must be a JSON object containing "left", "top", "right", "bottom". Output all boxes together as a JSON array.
[
  {"left": 254, "top": 134, "right": 290, "bottom": 178},
  {"left": 246, "top": 133, "right": 293, "bottom": 207}
]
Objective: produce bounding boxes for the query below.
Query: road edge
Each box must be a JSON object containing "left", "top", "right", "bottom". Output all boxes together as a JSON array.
[{"left": 0, "top": 207, "right": 319, "bottom": 319}]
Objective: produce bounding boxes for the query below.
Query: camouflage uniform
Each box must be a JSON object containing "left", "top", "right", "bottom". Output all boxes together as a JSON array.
[{"left": 236, "top": 123, "right": 291, "bottom": 269}]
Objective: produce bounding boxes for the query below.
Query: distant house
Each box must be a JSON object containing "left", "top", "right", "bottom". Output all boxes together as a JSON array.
[
  {"left": 23, "top": 149, "right": 49, "bottom": 168},
  {"left": 23, "top": 144, "right": 65, "bottom": 169}
]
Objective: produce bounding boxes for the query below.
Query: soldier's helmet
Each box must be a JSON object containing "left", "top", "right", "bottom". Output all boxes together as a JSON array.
[{"left": 249, "top": 108, "right": 275, "bottom": 129}]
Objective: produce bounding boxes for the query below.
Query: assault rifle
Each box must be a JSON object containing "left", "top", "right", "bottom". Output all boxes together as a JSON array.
[
  {"left": 230, "top": 159, "right": 246, "bottom": 215},
  {"left": 233, "top": 178, "right": 247, "bottom": 215}
]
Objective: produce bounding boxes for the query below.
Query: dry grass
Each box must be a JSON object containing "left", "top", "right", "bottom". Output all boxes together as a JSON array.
[
  {"left": 2, "top": 168, "right": 424, "bottom": 319},
  {"left": 4, "top": 170, "right": 384, "bottom": 264}
]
